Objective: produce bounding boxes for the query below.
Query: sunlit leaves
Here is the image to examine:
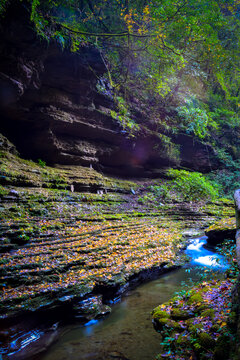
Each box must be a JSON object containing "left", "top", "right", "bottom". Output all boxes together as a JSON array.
[
  {"left": 19, "top": 0, "right": 240, "bottom": 100},
  {"left": 0, "top": 217, "right": 183, "bottom": 310},
  {"left": 206, "top": 217, "right": 236, "bottom": 232}
]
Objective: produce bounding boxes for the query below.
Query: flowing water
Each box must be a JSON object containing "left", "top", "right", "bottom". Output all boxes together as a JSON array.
[{"left": 38, "top": 236, "right": 228, "bottom": 360}]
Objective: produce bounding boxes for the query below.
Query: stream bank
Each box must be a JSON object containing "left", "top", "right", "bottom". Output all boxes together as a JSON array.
[
  {"left": 0, "top": 141, "right": 236, "bottom": 359},
  {"left": 152, "top": 235, "right": 238, "bottom": 360},
  {"left": 152, "top": 278, "right": 234, "bottom": 360},
  {"left": 27, "top": 237, "right": 231, "bottom": 360},
  {"left": 1, "top": 235, "right": 232, "bottom": 360}
]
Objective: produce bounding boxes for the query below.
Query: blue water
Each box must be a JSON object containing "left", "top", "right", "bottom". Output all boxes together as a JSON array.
[{"left": 185, "top": 236, "right": 229, "bottom": 270}]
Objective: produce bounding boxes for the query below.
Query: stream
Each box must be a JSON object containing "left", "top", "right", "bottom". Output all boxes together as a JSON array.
[{"left": 37, "top": 236, "right": 228, "bottom": 360}]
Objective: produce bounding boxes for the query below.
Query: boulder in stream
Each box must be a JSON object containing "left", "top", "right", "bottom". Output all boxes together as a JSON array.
[
  {"left": 205, "top": 217, "right": 236, "bottom": 246},
  {"left": 5, "top": 323, "right": 59, "bottom": 360}
]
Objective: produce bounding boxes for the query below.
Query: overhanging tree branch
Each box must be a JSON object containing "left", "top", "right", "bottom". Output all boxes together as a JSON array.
[
  {"left": 160, "top": 38, "right": 181, "bottom": 56},
  {"left": 59, "top": 23, "right": 154, "bottom": 38}
]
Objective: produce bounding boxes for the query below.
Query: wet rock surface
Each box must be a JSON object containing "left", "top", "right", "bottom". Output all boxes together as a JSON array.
[
  {"left": 5, "top": 326, "right": 59, "bottom": 360},
  {"left": 0, "top": 190, "right": 234, "bottom": 359},
  {"left": 0, "top": 138, "right": 235, "bottom": 358},
  {"left": 205, "top": 217, "right": 236, "bottom": 246}
]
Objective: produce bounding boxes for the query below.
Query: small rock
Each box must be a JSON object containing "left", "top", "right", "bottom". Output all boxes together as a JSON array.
[
  {"left": 74, "top": 296, "right": 111, "bottom": 319},
  {"left": 8, "top": 190, "right": 19, "bottom": 197},
  {"left": 108, "top": 351, "right": 129, "bottom": 359},
  {"left": 58, "top": 295, "right": 74, "bottom": 303},
  {"left": 0, "top": 330, "right": 10, "bottom": 339},
  {"left": 31, "top": 169, "right": 40, "bottom": 174},
  {"left": 182, "top": 229, "right": 201, "bottom": 237},
  {"left": 48, "top": 323, "right": 59, "bottom": 331},
  {"left": 7, "top": 329, "right": 58, "bottom": 360}
]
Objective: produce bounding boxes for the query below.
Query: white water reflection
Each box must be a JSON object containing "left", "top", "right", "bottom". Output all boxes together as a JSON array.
[
  {"left": 8, "top": 330, "right": 43, "bottom": 356},
  {"left": 186, "top": 236, "right": 229, "bottom": 269},
  {"left": 187, "top": 238, "right": 205, "bottom": 251},
  {"left": 194, "top": 255, "right": 221, "bottom": 267}
]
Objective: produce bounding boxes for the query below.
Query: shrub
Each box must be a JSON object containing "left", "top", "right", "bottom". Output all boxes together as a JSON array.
[
  {"left": 37, "top": 158, "right": 46, "bottom": 167},
  {"left": 177, "top": 99, "right": 218, "bottom": 139},
  {"left": 110, "top": 96, "right": 140, "bottom": 136},
  {"left": 167, "top": 169, "right": 219, "bottom": 201},
  {"left": 147, "top": 185, "right": 170, "bottom": 199},
  {"left": 137, "top": 193, "right": 156, "bottom": 204},
  {"left": 208, "top": 150, "right": 240, "bottom": 198}
]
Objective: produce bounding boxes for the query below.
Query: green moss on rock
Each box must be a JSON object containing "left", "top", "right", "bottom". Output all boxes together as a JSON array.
[
  {"left": 154, "top": 318, "right": 183, "bottom": 331},
  {"left": 210, "top": 324, "right": 220, "bottom": 333},
  {"left": 152, "top": 307, "right": 170, "bottom": 319},
  {"left": 188, "top": 323, "right": 203, "bottom": 334},
  {"left": 187, "top": 293, "right": 203, "bottom": 305},
  {"left": 201, "top": 308, "right": 215, "bottom": 319},
  {"left": 213, "top": 334, "right": 230, "bottom": 359},
  {"left": 198, "top": 332, "right": 216, "bottom": 349},
  {"left": 176, "top": 334, "right": 190, "bottom": 347},
  {"left": 170, "top": 308, "right": 193, "bottom": 320}
]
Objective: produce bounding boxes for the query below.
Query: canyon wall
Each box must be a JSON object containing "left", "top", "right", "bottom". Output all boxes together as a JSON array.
[{"left": 0, "top": 3, "right": 218, "bottom": 177}]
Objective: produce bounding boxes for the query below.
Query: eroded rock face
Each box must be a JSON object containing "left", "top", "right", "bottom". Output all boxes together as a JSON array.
[
  {"left": 0, "top": 133, "right": 18, "bottom": 155},
  {"left": 174, "top": 134, "right": 218, "bottom": 173},
  {"left": 0, "top": 3, "right": 219, "bottom": 176}
]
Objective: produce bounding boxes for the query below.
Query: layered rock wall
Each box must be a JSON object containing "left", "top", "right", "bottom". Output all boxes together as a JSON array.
[{"left": 0, "top": 3, "right": 218, "bottom": 177}]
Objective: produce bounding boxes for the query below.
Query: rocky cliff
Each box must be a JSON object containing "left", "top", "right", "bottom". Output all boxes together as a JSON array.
[{"left": 0, "top": 3, "right": 218, "bottom": 178}]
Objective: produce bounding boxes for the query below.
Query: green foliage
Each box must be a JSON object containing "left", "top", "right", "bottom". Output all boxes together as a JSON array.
[
  {"left": 217, "top": 239, "right": 239, "bottom": 278},
  {"left": 152, "top": 308, "right": 170, "bottom": 319},
  {"left": 201, "top": 308, "right": 215, "bottom": 319},
  {"left": 156, "top": 134, "right": 180, "bottom": 163},
  {"left": 110, "top": 96, "right": 139, "bottom": 136},
  {"left": 177, "top": 99, "right": 218, "bottom": 139},
  {"left": 167, "top": 169, "right": 219, "bottom": 201},
  {"left": 30, "top": 0, "right": 50, "bottom": 40},
  {"left": 37, "top": 158, "right": 46, "bottom": 167},
  {"left": 187, "top": 292, "right": 203, "bottom": 305},
  {"left": 6, "top": 0, "right": 239, "bottom": 104},
  {"left": 53, "top": 31, "right": 66, "bottom": 49},
  {"left": 210, "top": 107, "right": 240, "bottom": 128},
  {"left": 18, "top": 234, "right": 30, "bottom": 243},
  {"left": 208, "top": 149, "right": 240, "bottom": 198},
  {"left": 148, "top": 185, "right": 169, "bottom": 199},
  {"left": 198, "top": 332, "right": 216, "bottom": 349},
  {"left": 137, "top": 184, "right": 171, "bottom": 204},
  {"left": 138, "top": 170, "right": 220, "bottom": 204},
  {"left": 0, "top": 185, "right": 8, "bottom": 196},
  {"left": 0, "top": 0, "right": 9, "bottom": 17},
  {"left": 1, "top": 1, "right": 240, "bottom": 172},
  {"left": 208, "top": 169, "right": 240, "bottom": 198},
  {"left": 137, "top": 193, "right": 156, "bottom": 204}
]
